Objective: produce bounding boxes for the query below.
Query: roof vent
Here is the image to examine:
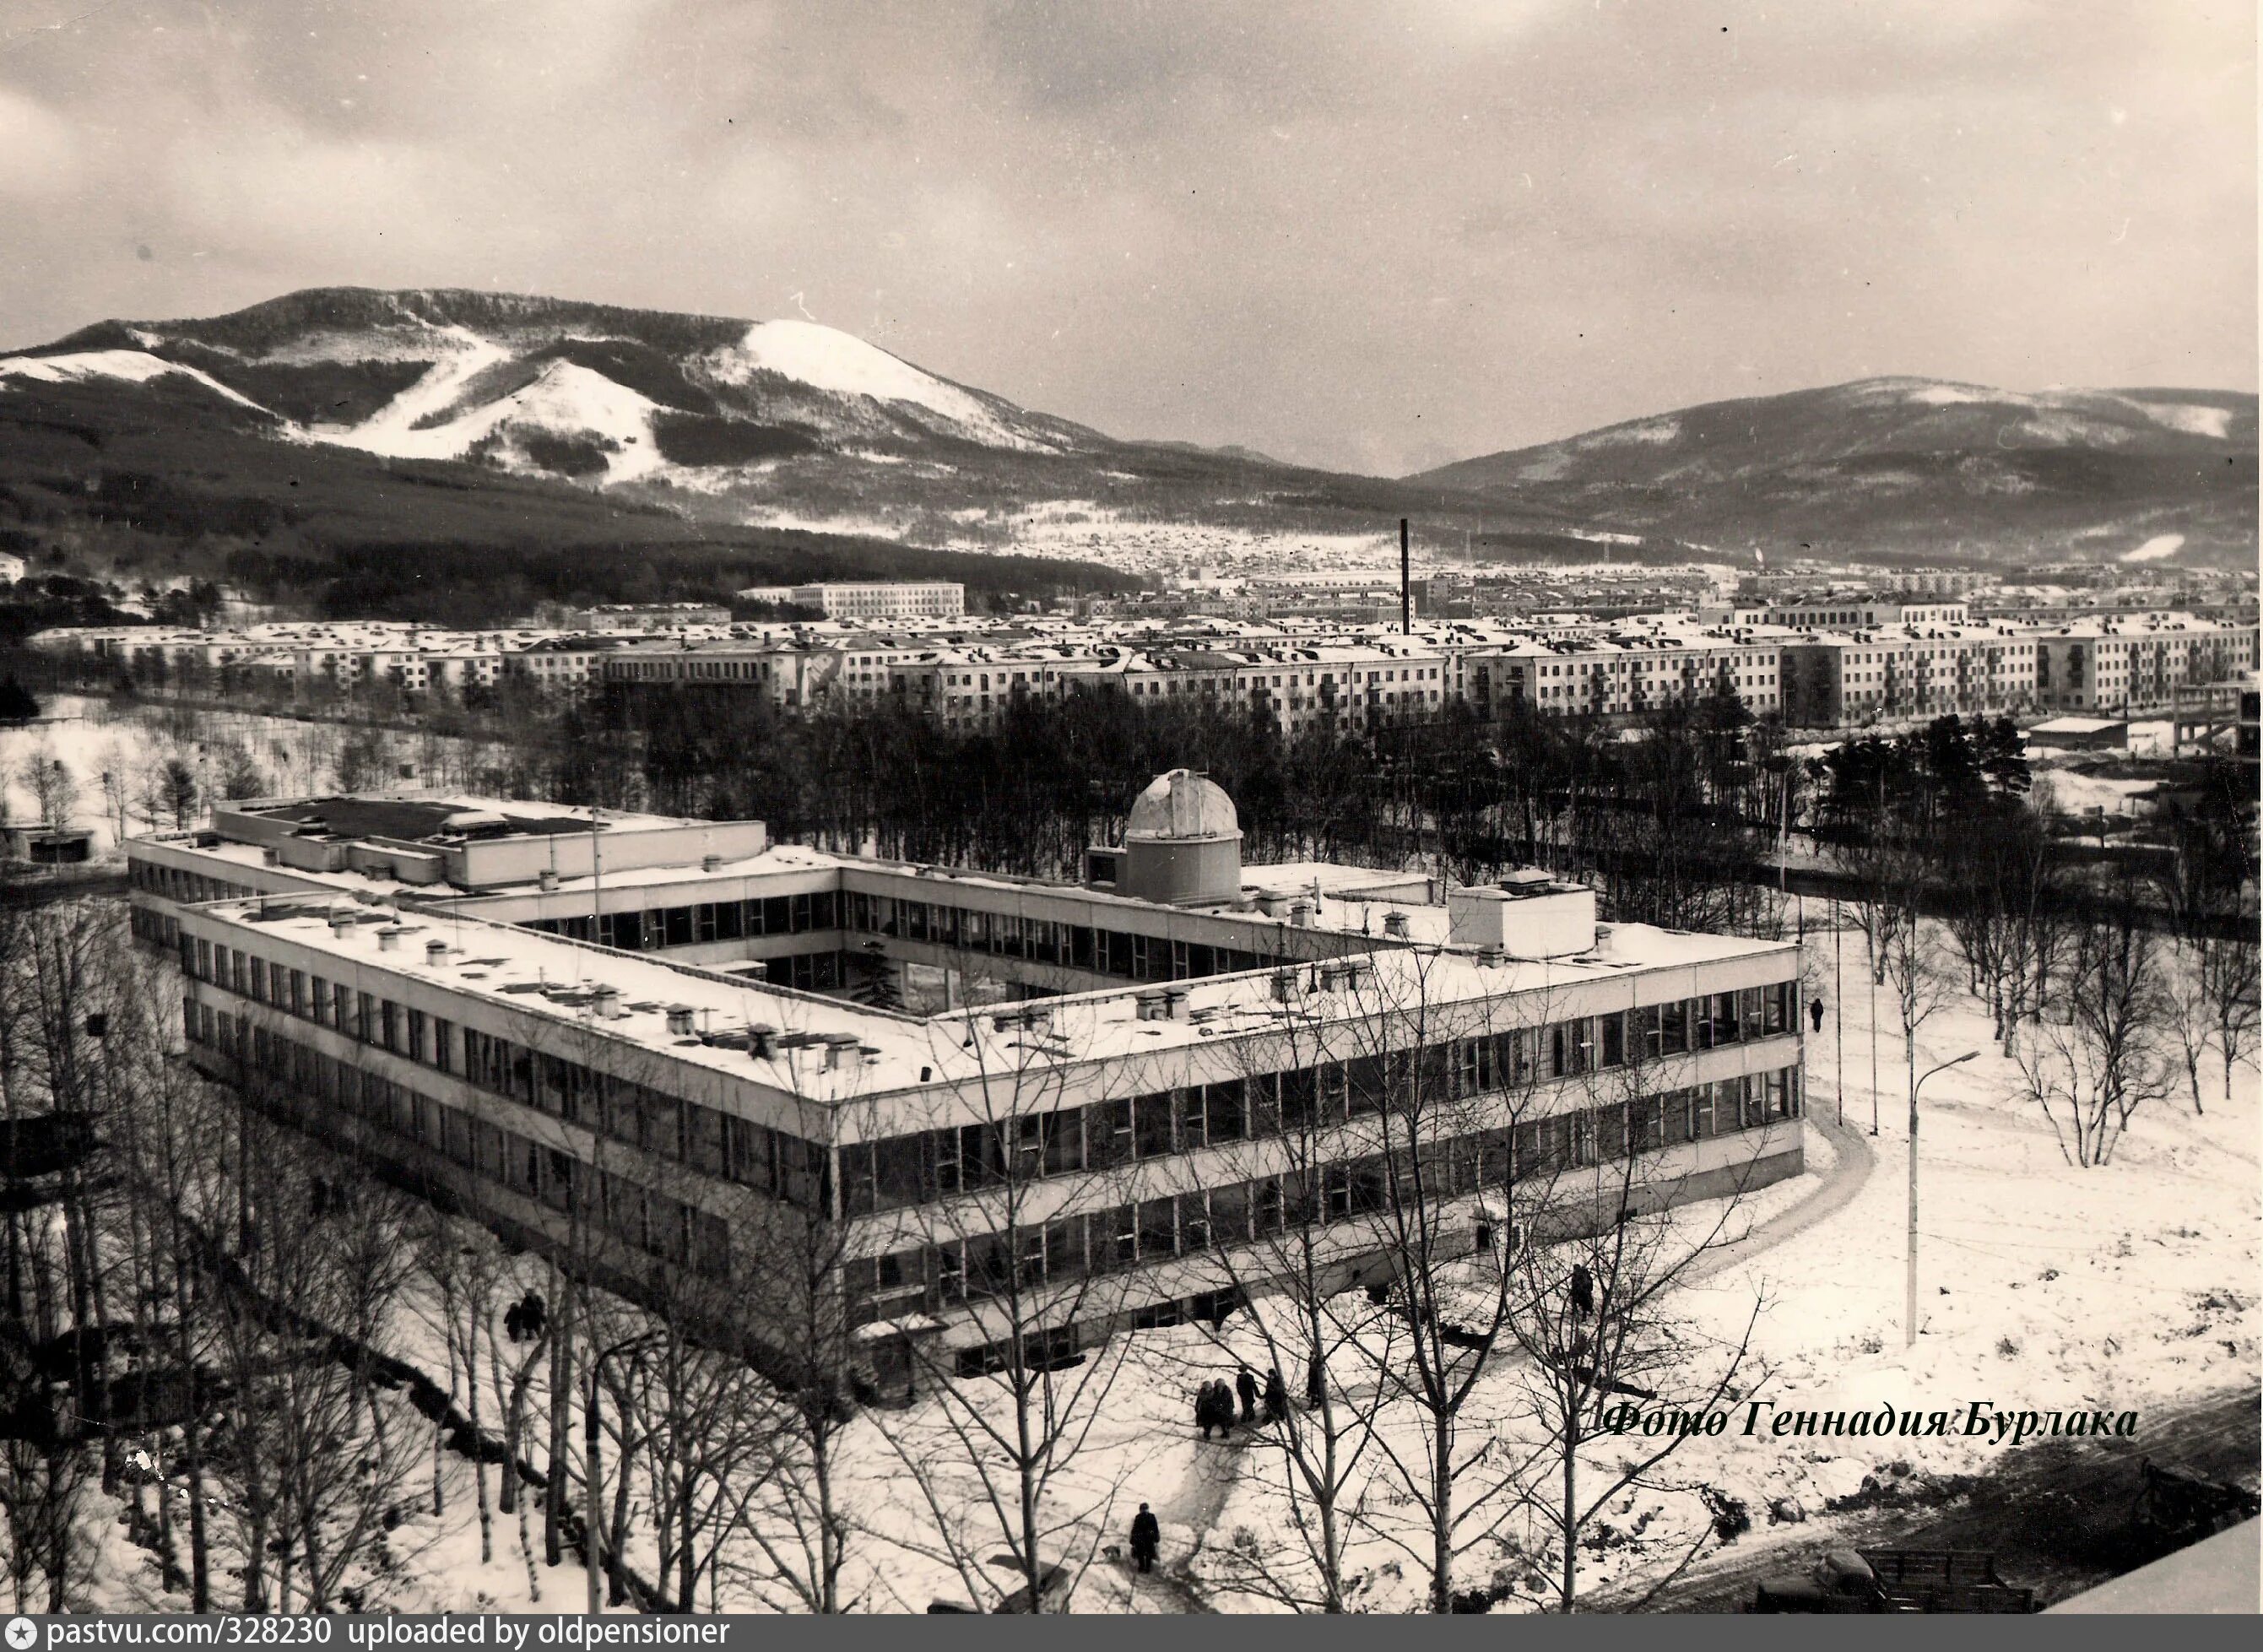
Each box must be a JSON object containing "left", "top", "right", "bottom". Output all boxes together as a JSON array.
[
  {"left": 1289, "top": 901, "right": 1313, "bottom": 929},
  {"left": 1383, "top": 910, "right": 1410, "bottom": 940},
  {"left": 328, "top": 909, "right": 354, "bottom": 938},
  {"left": 701, "top": 853, "right": 723, "bottom": 874},
  {"left": 539, "top": 869, "right": 560, "bottom": 892},
  {"left": 592, "top": 985, "right": 624, "bottom": 1020},
  {"left": 747, "top": 1023, "right": 776, "bottom": 1059},
  {"left": 425, "top": 938, "right": 448, "bottom": 966},
  {"left": 665, "top": 1005, "right": 696, "bottom": 1037},
  {"left": 376, "top": 924, "right": 404, "bottom": 953},
  {"left": 1271, "top": 966, "right": 1300, "bottom": 1004}
]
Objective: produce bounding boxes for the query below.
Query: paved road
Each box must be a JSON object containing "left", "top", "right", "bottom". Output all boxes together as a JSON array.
[{"left": 1594, "top": 1385, "right": 2261, "bottom": 1612}]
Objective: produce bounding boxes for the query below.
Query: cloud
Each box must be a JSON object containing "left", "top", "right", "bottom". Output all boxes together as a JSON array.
[
  {"left": 0, "top": 0, "right": 2250, "bottom": 470},
  {"left": 0, "top": 86, "right": 79, "bottom": 201}
]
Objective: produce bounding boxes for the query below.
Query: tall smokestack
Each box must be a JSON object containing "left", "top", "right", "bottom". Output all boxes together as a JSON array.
[{"left": 1399, "top": 517, "right": 1411, "bottom": 635}]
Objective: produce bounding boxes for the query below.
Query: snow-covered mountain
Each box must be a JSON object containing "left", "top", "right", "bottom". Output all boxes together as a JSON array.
[
  {"left": 1410, "top": 376, "right": 2257, "bottom": 567},
  {"left": 0, "top": 287, "right": 1105, "bottom": 488}
]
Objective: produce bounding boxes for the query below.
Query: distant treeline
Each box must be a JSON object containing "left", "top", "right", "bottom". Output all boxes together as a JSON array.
[
  {"left": 525, "top": 682, "right": 1805, "bottom": 938},
  {"left": 221, "top": 534, "right": 1134, "bottom": 628}
]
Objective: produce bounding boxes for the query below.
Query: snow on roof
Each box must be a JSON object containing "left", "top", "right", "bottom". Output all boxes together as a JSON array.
[{"left": 190, "top": 893, "right": 1795, "bottom": 1109}]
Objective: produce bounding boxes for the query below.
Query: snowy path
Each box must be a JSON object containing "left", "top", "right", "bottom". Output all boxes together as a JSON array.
[{"left": 1686, "top": 1110, "right": 1875, "bottom": 1287}]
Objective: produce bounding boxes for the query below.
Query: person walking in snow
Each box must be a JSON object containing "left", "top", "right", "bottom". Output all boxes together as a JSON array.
[
  {"left": 1196, "top": 1379, "right": 1233, "bottom": 1439},
  {"left": 1570, "top": 1261, "right": 1594, "bottom": 1317},
  {"left": 1264, "top": 1367, "right": 1289, "bottom": 1426},
  {"left": 1306, "top": 1351, "right": 1327, "bottom": 1411},
  {"left": 1236, "top": 1367, "right": 1259, "bottom": 1425},
  {"left": 1129, "top": 1503, "right": 1161, "bottom": 1573},
  {"left": 1810, "top": 994, "right": 1826, "bottom": 1032}
]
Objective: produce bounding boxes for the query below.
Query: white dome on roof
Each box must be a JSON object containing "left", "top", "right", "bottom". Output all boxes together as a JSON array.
[{"left": 1125, "top": 769, "right": 1240, "bottom": 841}]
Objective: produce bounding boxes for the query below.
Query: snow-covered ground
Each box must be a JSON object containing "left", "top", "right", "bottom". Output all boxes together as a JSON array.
[{"left": 0, "top": 696, "right": 492, "bottom": 854}]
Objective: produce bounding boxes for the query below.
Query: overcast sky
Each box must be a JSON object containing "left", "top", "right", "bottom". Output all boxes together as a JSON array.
[{"left": 2, "top": 0, "right": 2252, "bottom": 474}]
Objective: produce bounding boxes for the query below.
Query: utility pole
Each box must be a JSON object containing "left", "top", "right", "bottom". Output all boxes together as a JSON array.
[
  {"left": 1833, "top": 899, "right": 1843, "bottom": 1128},
  {"left": 1906, "top": 1050, "right": 1978, "bottom": 1346}
]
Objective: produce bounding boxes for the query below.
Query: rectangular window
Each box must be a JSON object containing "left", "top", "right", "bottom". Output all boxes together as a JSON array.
[
  {"left": 1138, "top": 1196, "right": 1177, "bottom": 1259},
  {"left": 1134, "top": 1092, "right": 1174, "bottom": 1159},
  {"left": 1600, "top": 1012, "right": 1626, "bottom": 1069},
  {"left": 926, "top": 1126, "right": 961, "bottom": 1195},
  {"left": 1177, "top": 1191, "right": 1210, "bottom": 1252},
  {"left": 1043, "top": 1110, "right": 1083, "bottom": 1176},
  {"left": 1176, "top": 1087, "right": 1208, "bottom": 1151}
]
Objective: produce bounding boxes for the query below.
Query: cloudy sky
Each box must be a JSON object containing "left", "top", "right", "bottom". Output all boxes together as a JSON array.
[{"left": 1, "top": 0, "right": 2252, "bottom": 474}]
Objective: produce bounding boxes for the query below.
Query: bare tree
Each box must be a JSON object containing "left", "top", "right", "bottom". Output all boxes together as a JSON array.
[
  {"left": 866, "top": 1019, "right": 1149, "bottom": 1613},
  {"left": 2016, "top": 883, "right": 2174, "bottom": 1167},
  {"left": 1499, "top": 1060, "right": 1773, "bottom": 1613}
]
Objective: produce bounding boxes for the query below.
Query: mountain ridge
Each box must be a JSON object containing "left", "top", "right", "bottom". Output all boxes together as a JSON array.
[
  {"left": 2, "top": 287, "right": 2254, "bottom": 572},
  {"left": 1408, "top": 375, "right": 2255, "bottom": 566}
]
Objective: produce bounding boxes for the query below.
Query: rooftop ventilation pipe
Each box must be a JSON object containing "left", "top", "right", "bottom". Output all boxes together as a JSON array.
[
  {"left": 1383, "top": 911, "right": 1410, "bottom": 940},
  {"left": 376, "top": 925, "right": 403, "bottom": 953},
  {"left": 1289, "top": 901, "right": 1313, "bottom": 929},
  {"left": 665, "top": 1005, "right": 696, "bottom": 1037},
  {"left": 593, "top": 985, "right": 624, "bottom": 1020},
  {"left": 701, "top": 853, "right": 723, "bottom": 873},
  {"left": 425, "top": 939, "right": 448, "bottom": 967},
  {"left": 747, "top": 1024, "right": 776, "bottom": 1059},
  {"left": 538, "top": 869, "right": 560, "bottom": 892}
]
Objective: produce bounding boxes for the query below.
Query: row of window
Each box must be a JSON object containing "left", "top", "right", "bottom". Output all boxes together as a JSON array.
[
  {"left": 132, "top": 860, "right": 262, "bottom": 904},
  {"left": 186, "top": 1004, "right": 731, "bottom": 1276},
  {"left": 844, "top": 889, "right": 1293, "bottom": 982},
  {"left": 847, "top": 1068, "right": 1801, "bottom": 1325},
  {"left": 841, "top": 985, "right": 1799, "bottom": 1214},
  {"left": 179, "top": 933, "right": 831, "bottom": 1211},
  {"left": 521, "top": 890, "right": 838, "bottom": 952}
]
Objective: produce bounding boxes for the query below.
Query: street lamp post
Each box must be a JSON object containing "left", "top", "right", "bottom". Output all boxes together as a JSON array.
[{"left": 1906, "top": 1050, "right": 1978, "bottom": 1347}]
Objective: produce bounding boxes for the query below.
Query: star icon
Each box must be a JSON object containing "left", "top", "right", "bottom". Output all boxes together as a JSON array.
[{"left": 7, "top": 1617, "right": 37, "bottom": 1650}]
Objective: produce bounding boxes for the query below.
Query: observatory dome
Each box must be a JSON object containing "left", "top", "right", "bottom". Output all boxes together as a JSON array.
[{"left": 1124, "top": 769, "right": 1241, "bottom": 842}]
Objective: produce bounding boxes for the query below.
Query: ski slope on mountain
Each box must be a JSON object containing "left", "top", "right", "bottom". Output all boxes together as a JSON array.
[{"left": 0, "top": 346, "right": 271, "bottom": 413}]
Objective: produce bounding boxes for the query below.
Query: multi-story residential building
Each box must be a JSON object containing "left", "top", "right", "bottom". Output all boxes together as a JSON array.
[
  {"left": 133, "top": 775, "right": 1806, "bottom": 1387},
  {"left": 569, "top": 604, "right": 734, "bottom": 632},
  {"left": 1466, "top": 632, "right": 1786, "bottom": 718},
  {"left": 1778, "top": 626, "right": 2043, "bottom": 727},
  {"left": 2033, "top": 616, "right": 2262, "bottom": 714},
  {"left": 1062, "top": 642, "right": 1450, "bottom": 733}
]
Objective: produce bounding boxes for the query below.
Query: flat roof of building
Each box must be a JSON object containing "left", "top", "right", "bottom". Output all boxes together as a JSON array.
[
  {"left": 184, "top": 893, "right": 1796, "bottom": 1104},
  {"left": 229, "top": 794, "right": 689, "bottom": 845}
]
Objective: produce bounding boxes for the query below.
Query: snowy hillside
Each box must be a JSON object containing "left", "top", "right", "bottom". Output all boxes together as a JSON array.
[{"left": 0, "top": 287, "right": 1098, "bottom": 495}]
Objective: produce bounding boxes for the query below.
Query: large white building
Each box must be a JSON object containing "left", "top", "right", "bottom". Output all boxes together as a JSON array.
[
  {"left": 132, "top": 776, "right": 1806, "bottom": 1389},
  {"left": 734, "top": 582, "right": 967, "bottom": 621}
]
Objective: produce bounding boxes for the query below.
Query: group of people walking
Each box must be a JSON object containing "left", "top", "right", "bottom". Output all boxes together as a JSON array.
[
  {"left": 1129, "top": 1365, "right": 1298, "bottom": 1577},
  {"left": 1193, "top": 1364, "right": 1291, "bottom": 1438}
]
